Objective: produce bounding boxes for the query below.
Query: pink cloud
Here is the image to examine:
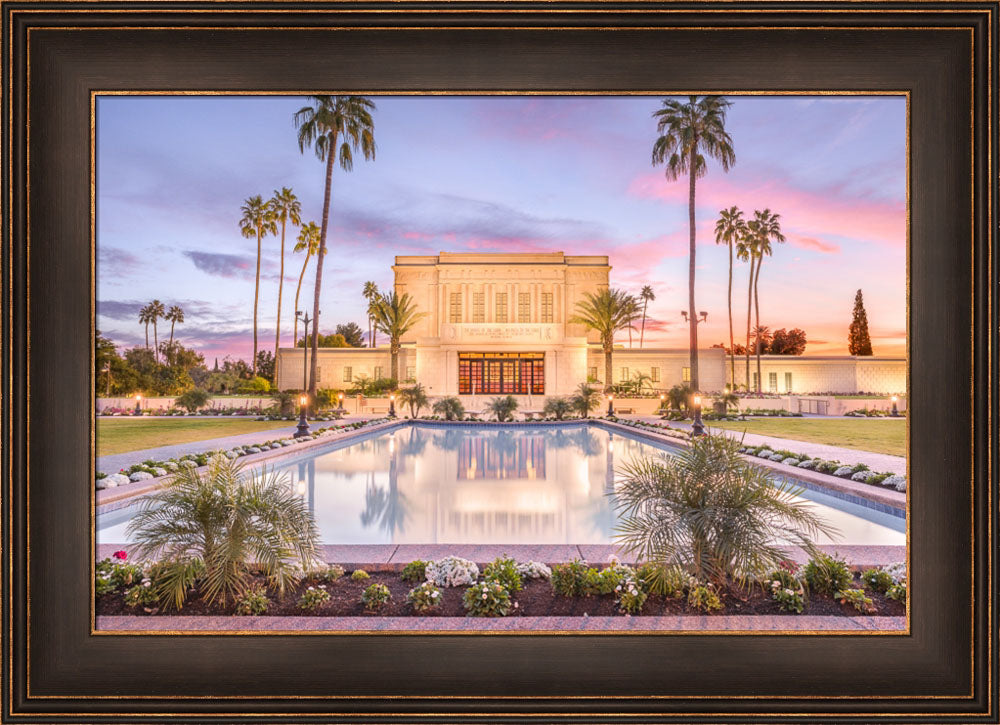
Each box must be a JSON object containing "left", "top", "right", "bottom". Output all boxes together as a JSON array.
[
  {"left": 628, "top": 173, "right": 905, "bottom": 248},
  {"left": 791, "top": 235, "right": 841, "bottom": 254}
]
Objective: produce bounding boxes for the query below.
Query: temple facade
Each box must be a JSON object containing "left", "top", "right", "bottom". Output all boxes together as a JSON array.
[{"left": 274, "top": 252, "right": 905, "bottom": 398}]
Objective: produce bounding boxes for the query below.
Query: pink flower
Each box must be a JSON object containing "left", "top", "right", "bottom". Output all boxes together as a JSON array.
[{"left": 112, "top": 550, "right": 128, "bottom": 561}]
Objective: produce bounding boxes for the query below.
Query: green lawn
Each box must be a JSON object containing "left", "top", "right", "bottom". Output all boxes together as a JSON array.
[
  {"left": 704, "top": 418, "right": 906, "bottom": 456},
  {"left": 97, "top": 418, "right": 296, "bottom": 456}
]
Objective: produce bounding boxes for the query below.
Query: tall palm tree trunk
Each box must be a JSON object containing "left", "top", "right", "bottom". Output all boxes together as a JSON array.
[
  {"left": 292, "top": 252, "right": 310, "bottom": 346},
  {"left": 152, "top": 321, "right": 159, "bottom": 363},
  {"left": 144, "top": 323, "right": 149, "bottom": 349},
  {"left": 754, "top": 257, "right": 764, "bottom": 393},
  {"left": 390, "top": 342, "right": 399, "bottom": 382},
  {"left": 169, "top": 321, "right": 176, "bottom": 347},
  {"left": 687, "top": 149, "right": 699, "bottom": 391},
  {"left": 640, "top": 298, "right": 648, "bottom": 348},
  {"left": 310, "top": 142, "right": 336, "bottom": 397},
  {"left": 604, "top": 343, "right": 613, "bottom": 394},
  {"left": 727, "top": 240, "right": 735, "bottom": 388},
  {"left": 745, "top": 255, "right": 755, "bottom": 392},
  {"left": 253, "top": 229, "right": 262, "bottom": 376},
  {"left": 275, "top": 219, "right": 286, "bottom": 362}
]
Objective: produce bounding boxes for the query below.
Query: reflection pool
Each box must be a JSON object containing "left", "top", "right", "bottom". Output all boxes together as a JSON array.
[{"left": 98, "top": 423, "right": 906, "bottom": 546}]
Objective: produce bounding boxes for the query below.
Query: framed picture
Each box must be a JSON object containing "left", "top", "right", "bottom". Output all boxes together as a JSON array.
[{"left": 3, "top": 0, "right": 995, "bottom": 722}]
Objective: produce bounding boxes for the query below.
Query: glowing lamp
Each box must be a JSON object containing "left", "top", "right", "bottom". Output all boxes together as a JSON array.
[{"left": 296, "top": 480, "right": 306, "bottom": 496}]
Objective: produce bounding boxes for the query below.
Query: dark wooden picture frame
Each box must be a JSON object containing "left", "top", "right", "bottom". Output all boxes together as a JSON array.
[{"left": 2, "top": 1, "right": 996, "bottom": 721}]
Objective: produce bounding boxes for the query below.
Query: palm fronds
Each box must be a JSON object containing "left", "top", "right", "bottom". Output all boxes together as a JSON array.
[{"left": 613, "top": 435, "right": 836, "bottom": 589}]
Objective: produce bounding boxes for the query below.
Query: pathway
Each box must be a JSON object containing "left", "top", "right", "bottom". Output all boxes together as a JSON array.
[{"left": 633, "top": 415, "right": 906, "bottom": 475}]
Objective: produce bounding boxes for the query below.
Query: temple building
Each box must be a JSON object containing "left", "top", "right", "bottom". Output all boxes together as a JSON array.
[{"left": 274, "top": 251, "right": 905, "bottom": 399}]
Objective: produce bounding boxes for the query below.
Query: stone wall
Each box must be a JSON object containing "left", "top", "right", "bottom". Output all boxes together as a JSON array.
[{"left": 731, "top": 356, "right": 906, "bottom": 395}]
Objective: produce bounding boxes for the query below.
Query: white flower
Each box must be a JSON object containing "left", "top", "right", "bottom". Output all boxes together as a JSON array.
[
  {"left": 513, "top": 601, "right": 518, "bottom": 608},
  {"left": 431, "top": 591, "right": 439, "bottom": 598},
  {"left": 784, "top": 588, "right": 794, "bottom": 596},
  {"left": 615, "top": 585, "right": 622, "bottom": 592},
  {"left": 143, "top": 581, "right": 151, "bottom": 588},
  {"left": 482, "top": 593, "right": 488, "bottom": 600}
]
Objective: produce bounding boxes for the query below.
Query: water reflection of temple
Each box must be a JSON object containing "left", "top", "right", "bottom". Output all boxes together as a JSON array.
[{"left": 285, "top": 425, "right": 646, "bottom": 545}]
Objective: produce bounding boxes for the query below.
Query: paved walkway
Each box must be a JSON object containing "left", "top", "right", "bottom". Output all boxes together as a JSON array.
[
  {"left": 632, "top": 415, "right": 906, "bottom": 475},
  {"left": 97, "top": 415, "right": 378, "bottom": 474}
]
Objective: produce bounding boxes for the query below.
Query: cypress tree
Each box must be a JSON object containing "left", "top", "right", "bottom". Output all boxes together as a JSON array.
[{"left": 848, "top": 289, "right": 874, "bottom": 356}]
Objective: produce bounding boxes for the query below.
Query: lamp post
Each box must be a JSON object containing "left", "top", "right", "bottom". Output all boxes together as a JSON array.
[
  {"left": 133, "top": 394, "right": 142, "bottom": 416},
  {"left": 388, "top": 393, "right": 397, "bottom": 419},
  {"left": 294, "top": 393, "right": 310, "bottom": 437},
  {"left": 691, "top": 394, "right": 706, "bottom": 437},
  {"left": 890, "top": 395, "right": 899, "bottom": 417},
  {"left": 295, "top": 310, "right": 312, "bottom": 393},
  {"left": 607, "top": 393, "right": 615, "bottom": 417},
  {"left": 104, "top": 362, "right": 112, "bottom": 397},
  {"left": 337, "top": 391, "right": 346, "bottom": 414},
  {"left": 659, "top": 392, "right": 666, "bottom": 410}
]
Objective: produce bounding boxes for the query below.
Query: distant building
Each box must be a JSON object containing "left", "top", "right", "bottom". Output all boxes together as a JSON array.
[{"left": 275, "top": 252, "right": 905, "bottom": 398}]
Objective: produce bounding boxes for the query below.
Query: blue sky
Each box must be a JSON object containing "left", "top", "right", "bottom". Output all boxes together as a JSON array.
[{"left": 97, "top": 94, "right": 906, "bottom": 362}]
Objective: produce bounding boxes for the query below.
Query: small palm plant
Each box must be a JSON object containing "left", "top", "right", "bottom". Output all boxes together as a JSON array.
[
  {"left": 613, "top": 435, "right": 835, "bottom": 589},
  {"left": 432, "top": 396, "right": 465, "bottom": 421},
  {"left": 543, "top": 396, "right": 574, "bottom": 420},
  {"left": 487, "top": 395, "right": 519, "bottom": 422},
  {"left": 397, "top": 383, "right": 429, "bottom": 418},
  {"left": 718, "top": 390, "right": 740, "bottom": 412},
  {"left": 126, "top": 456, "right": 320, "bottom": 610},
  {"left": 667, "top": 383, "right": 693, "bottom": 413},
  {"left": 570, "top": 383, "right": 601, "bottom": 419}
]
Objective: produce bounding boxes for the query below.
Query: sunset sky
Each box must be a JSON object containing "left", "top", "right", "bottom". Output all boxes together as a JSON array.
[{"left": 96, "top": 95, "right": 906, "bottom": 363}]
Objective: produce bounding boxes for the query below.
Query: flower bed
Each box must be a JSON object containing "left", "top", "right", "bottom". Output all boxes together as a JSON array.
[
  {"left": 96, "top": 418, "right": 391, "bottom": 488},
  {"left": 96, "top": 554, "right": 905, "bottom": 620}
]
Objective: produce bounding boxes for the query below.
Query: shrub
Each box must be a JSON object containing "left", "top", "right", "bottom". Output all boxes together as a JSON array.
[
  {"left": 351, "top": 569, "right": 370, "bottom": 581},
  {"left": 175, "top": 388, "right": 211, "bottom": 413},
  {"left": 110, "top": 561, "right": 145, "bottom": 589},
  {"left": 687, "top": 583, "right": 723, "bottom": 612},
  {"left": 482, "top": 556, "right": 524, "bottom": 594},
  {"left": 407, "top": 581, "right": 442, "bottom": 612},
  {"left": 613, "top": 435, "right": 835, "bottom": 587},
  {"left": 833, "top": 466, "right": 855, "bottom": 477},
  {"left": 886, "top": 582, "right": 907, "bottom": 603},
  {"left": 297, "top": 586, "right": 331, "bottom": 611},
  {"left": 638, "top": 563, "right": 690, "bottom": 598},
  {"left": 803, "top": 552, "right": 853, "bottom": 595},
  {"left": 463, "top": 579, "right": 513, "bottom": 617},
  {"left": 425, "top": 556, "right": 479, "bottom": 587},
  {"left": 615, "top": 577, "right": 648, "bottom": 614},
  {"left": 124, "top": 579, "right": 158, "bottom": 608},
  {"left": 516, "top": 560, "right": 552, "bottom": 580},
  {"left": 313, "top": 564, "right": 345, "bottom": 582},
  {"left": 884, "top": 475, "right": 907, "bottom": 492},
  {"left": 239, "top": 376, "right": 272, "bottom": 394},
  {"left": 543, "top": 396, "right": 574, "bottom": 421},
  {"left": 487, "top": 395, "right": 519, "bottom": 422},
  {"left": 836, "top": 587, "right": 875, "bottom": 613},
  {"left": 126, "top": 456, "right": 320, "bottom": 610},
  {"left": 579, "top": 566, "right": 624, "bottom": 597},
  {"left": 431, "top": 396, "right": 465, "bottom": 421},
  {"left": 398, "top": 384, "right": 430, "bottom": 418},
  {"left": 235, "top": 585, "right": 270, "bottom": 615},
  {"left": 570, "top": 383, "right": 602, "bottom": 419},
  {"left": 765, "top": 569, "right": 807, "bottom": 614},
  {"left": 550, "top": 559, "right": 588, "bottom": 597},
  {"left": 95, "top": 559, "right": 117, "bottom": 596},
  {"left": 361, "top": 583, "right": 392, "bottom": 610},
  {"left": 861, "top": 568, "right": 895, "bottom": 593},
  {"left": 400, "top": 560, "right": 428, "bottom": 583}
]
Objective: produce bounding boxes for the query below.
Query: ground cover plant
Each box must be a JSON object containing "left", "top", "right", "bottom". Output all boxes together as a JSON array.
[{"left": 96, "top": 554, "right": 906, "bottom": 620}]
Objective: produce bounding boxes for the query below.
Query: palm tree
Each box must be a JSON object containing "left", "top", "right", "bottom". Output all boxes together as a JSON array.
[
  {"left": 291, "top": 221, "right": 320, "bottom": 346},
  {"left": 138, "top": 304, "right": 152, "bottom": 349},
  {"left": 294, "top": 95, "right": 377, "bottom": 396},
  {"left": 487, "top": 395, "right": 519, "bottom": 422},
  {"left": 268, "top": 187, "right": 302, "bottom": 359},
  {"left": 397, "top": 383, "right": 429, "bottom": 418},
  {"left": 432, "top": 396, "right": 465, "bottom": 421},
  {"left": 747, "top": 209, "right": 786, "bottom": 392},
  {"left": 570, "top": 288, "right": 638, "bottom": 393},
  {"left": 371, "top": 291, "right": 426, "bottom": 382},
  {"left": 735, "top": 227, "right": 757, "bottom": 393},
  {"left": 239, "top": 195, "right": 277, "bottom": 377},
  {"left": 714, "top": 206, "right": 745, "bottom": 389},
  {"left": 148, "top": 299, "right": 165, "bottom": 363},
  {"left": 165, "top": 305, "right": 185, "bottom": 347},
  {"left": 570, "top": 383, "right": 602, "bottom": 419},
  {"left": 542, "top": 396, "right": 574, "bottom": 420},
  {"left": 652, "top": 95, "right": 736, "bottom": 391},
  {"left": 639, "top": 285, "right": 655, "bottom": 348},
  {"left": 362, "top": 281, "right": 379, "bottom": 347},
  {"left": 126, "top": 456, "right": 320, "bottom": 609},
  {"left": 613, "top": 435, "right": 834, "bottom": 588}
]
